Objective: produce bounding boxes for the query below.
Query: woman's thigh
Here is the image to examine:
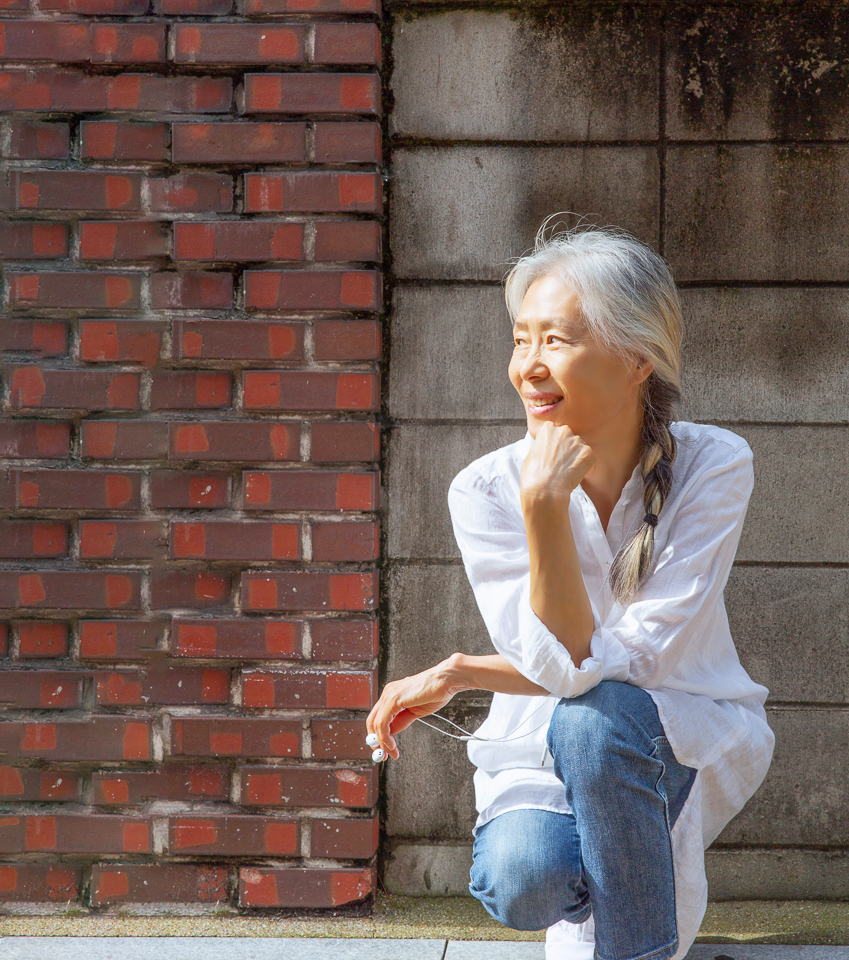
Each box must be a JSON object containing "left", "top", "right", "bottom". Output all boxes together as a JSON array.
[{"left": 469, "top": 808, "right": 590, "bottom": 931}]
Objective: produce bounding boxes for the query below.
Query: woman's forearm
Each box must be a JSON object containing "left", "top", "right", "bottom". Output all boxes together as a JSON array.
[
  {"left": 443, "top": 652, "right": 550, "bottom": 696},
  {"left": 522, "top": 497, "right": 594, "bottom": 667}
]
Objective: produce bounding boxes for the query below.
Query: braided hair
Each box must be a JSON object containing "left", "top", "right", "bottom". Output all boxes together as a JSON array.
[{"left": 504, "top": 217, "right": 683, "bottom": 605}]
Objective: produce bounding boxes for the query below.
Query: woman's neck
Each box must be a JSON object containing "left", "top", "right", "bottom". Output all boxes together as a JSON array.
[{"left": 578, "top": 406, "right": 645, "bottom": 531}]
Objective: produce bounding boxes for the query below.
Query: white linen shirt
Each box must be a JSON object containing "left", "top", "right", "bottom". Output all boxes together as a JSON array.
[{"left": 447, "top": 420, "right": 775, "bottom": 959}]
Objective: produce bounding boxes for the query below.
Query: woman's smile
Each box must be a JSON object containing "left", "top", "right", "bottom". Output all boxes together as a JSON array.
[{"left": 524, "top": 392, "right": 563, "bottom": 416}]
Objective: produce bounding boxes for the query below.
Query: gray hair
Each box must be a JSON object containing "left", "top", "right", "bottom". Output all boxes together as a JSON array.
[{"left": 504, "top": 217, "right": 684, "bottom": 605}]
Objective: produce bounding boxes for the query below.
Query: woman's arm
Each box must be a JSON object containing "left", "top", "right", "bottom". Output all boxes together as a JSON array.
[{"left": 366, "top": 653, "right": 549, "bottom": 759}]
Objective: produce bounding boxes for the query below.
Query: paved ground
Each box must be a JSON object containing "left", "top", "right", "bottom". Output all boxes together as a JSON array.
[{"left": 2, "top": 939, "right": 849, "bottom": 959}]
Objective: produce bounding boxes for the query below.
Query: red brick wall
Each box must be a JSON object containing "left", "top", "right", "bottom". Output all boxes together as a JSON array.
[{"left": 0, "top": 0, "right": 383, "bottom": 911}]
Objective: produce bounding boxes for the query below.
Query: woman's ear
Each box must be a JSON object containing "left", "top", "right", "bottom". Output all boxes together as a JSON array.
[{"left": 631, "top": 358, "right": 655, "bottom": 386}]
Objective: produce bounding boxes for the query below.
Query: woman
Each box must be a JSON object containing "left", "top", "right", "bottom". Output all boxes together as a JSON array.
[{"left": 367, "top": 221, "right": 774, "bottom": 960}]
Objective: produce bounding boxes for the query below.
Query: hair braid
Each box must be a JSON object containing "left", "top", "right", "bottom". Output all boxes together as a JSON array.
[{"left": 608, "top": 374, "right": 679, "bottom": 605}]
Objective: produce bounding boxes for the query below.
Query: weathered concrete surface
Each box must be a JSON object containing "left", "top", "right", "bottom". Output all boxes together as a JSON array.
[
  {"left": 707, "top": 850, "right": 849, "bottom": 902},
  {"left": 726, "top": 567, "right": 849, "bottom": 704},
  {"left": 679, "top": 289, "right": 849, "bottom": 424},
  {"left": 385, "top": 424, "right": 523, "bottom": 559},
  {"left": 388, "top": 285, "right": 516, "bottom": 421},
  {"left": 666, "top": 146, "right": 849, "bottom": 282},
  {"left": 666, "top": 8, "right": 849, "bottom": 142},
  {"left": 391, "top": 147, "right": 659, "bottom": 280},
  {"left": 391, "top": 10, "right": 658, "bottom": 141},
  {"left": 385, "top": 842, "right": 473, "bottom": 897},
  {"left": 735, "top": 426, "right": 849, "bottom": 564}
]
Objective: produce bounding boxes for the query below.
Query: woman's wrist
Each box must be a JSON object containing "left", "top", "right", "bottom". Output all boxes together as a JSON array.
[{"left": 438, "top": 652, "right": 477, "bottom": 696}]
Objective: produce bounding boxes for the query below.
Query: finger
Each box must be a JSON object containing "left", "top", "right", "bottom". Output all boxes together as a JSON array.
[{"left": 370, "top": 695, "right": 400, "bottom": 758}]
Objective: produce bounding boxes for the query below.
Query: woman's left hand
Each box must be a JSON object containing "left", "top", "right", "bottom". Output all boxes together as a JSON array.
[{"left": 366, "top": 660, "right": 463, "bottom": 760}]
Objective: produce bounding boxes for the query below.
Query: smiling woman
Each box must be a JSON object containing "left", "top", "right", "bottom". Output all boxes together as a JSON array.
[{"left": 367, "top": 219, "right": 775, "bottom": 960}]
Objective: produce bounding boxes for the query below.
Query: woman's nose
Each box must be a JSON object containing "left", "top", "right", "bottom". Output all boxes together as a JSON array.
[{"left": 520, "top": 344, "right": 547, "bottom": 379}]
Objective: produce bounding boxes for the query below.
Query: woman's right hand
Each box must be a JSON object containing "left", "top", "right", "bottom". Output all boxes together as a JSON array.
[{"left": 520, "top": 420, "right": 595, "bottom": 508}]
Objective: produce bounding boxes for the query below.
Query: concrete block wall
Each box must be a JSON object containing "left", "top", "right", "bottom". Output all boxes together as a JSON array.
[
  {"left": 0, "top": 0, "right": 384, "bottom": 911},
  {"left": 383, "top": 2, "right": 849, "bottom": 899}
]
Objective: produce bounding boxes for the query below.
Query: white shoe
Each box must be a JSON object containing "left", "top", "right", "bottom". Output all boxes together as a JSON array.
[{"left": 545, "top": 915, "right": 595, "bottom": 960}]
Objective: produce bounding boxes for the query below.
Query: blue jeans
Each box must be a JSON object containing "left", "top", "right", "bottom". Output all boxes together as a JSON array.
[{"left": 469, "top": 681, "right": 697, "bottom": 960}]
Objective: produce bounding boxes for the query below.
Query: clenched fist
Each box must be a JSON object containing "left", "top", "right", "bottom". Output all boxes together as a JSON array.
[{"left": 520, "top": 421, "right": 596, "bottom": 508}]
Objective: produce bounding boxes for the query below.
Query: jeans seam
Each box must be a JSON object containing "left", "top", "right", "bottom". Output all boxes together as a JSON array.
[{"left": 594, "top": 933, "right": 680, "bottom": 960}]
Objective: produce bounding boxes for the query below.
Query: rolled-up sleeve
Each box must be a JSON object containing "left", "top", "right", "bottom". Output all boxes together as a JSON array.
[{"left": 447, "top": 442, "right": 753, "bottom": 698}]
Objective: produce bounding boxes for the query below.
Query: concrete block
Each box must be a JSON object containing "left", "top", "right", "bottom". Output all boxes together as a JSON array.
[
  {"left": 389, "top": 285, "right": 518, "bottom": 421},
  {"left": 686, "top": 949, "right": 849, "bottom": 960},
  {"left": 392, "top": 10, "right": 658, "bottom": 141},
  {"left": 667, "top": 7, "right": 849, "bottom": 142},
  {"left": 666, "top": 145, "right": 849, "bottom": 282},
  {"left": 734, "top": 425, "right": 849, "bottom": 563},
  {"left": 718, "top": 706, "right": 849, "bottom": 846},
  {"left": 445, "top": 943, "right": 546, "bottom": 959},
  {"left": 706, "top": 849, "right": 849, "bottom": 901},
  {"left": 391, "top": 147, "right": 659, "bottom": 280},
  {"left": 384, "top": 699, "right": 484, "bottom": 839},
  {"left": 386, "top": 424, "right": 525, "bottom": 560},
  {"left": 679, "top": 288, "right": 849, "bottom": 423},
  {"left": 385, "top": 842, "right": 473, "bottom": 896},
  {"left": 726, "top": 566, "right": 849, "bottom": 704}
]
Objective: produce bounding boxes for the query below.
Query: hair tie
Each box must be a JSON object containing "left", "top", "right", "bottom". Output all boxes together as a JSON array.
[{"left": 643, "top": 512, "right": 658, "bottom": 528}]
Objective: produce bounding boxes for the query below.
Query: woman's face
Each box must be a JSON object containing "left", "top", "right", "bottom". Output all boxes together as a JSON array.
[{"left": 509, "top": 273, "right": 647, "bottom": 441}]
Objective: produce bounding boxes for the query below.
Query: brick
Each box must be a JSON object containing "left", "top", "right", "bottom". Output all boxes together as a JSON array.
[
  {"left": 241, "top": 0, "right": 379, "bottom": 10},
  {"left": 38, "top": 0, "right": 150, "bottom": 14},
  {"left": 171, "top": 718, "right": 300, "bottom": 758},
  {"left": 160, "top": 0, "right": 231, "bottom": 12},
  {"left": 314, "top": 222, "right": 381, "bottom": 263},
  {"left": 0, "top": 864, "right": 80, "bottom": 903},
  {"left": 8, "top": 469, "right": 141, "bottom": 509},
  {"left": 79, "top": 620, "right": 163, "bottom": 660},
  {"left": 239, "top": 865, "right": 373, "bottom": 909},
  {"left": 79, "top": 320, "right": 162, "bottom": 366},
  {"left": 245, "top": 172, "right": 380, "bottom": 214},
  {"left": 242, "top": 73, "right": 379, "bottom": 116},
  {"left": 314, "top": 319, "right": 381, "bottom": 360},
  {"left": 0, "top": 22, "right": 165, "bottom": 64},
  {"left": 0, "top": 572, "right": 141, "bottom": 611},
  {"left": 0, "top": 671, "right": 84, "bottom": 709},
  {"left": 0, "top": 815, "right": 152, "bottom": 854},
  {"left": 312, "top": 520, "right": 378, "bottom": 561},
  {"left": 314, "top": 120, "right": 380, "bottom": 164},
  {"left": 4, "top": 121, "right": 70, "bottom": 159},
  {"left": 174, "top": 24, "right": 305, "bottom": 65},
  {"left": 150, "top": 371, "right": 232, "bottom": 409},
  {"left": 311, "top": 620, "right": 377, "bottom": 662},
  {"left": 79, "top": 222, "right": 169, "bottom": 261},
  {"left": 244, "top": 270, "right": 382, "bottom": 311},
  {"left": 172, "top": 618, "right": 300, "bottom": 659},
  {"left": 150, "top": 471, "right": 230, "bottom": 509},
  {"left": 0, "top": 522, "right": 67, "bottom": 560},
  {"left": 174, "top": 321, "right": 304, "bottom": 361},
  {"left": 96, "top": 664, "right": 230, "bottom": 705},
  {"left": 314, "top": 23, "right": 380, "bottom": 66},
  {"left": 244, "top": 669, "right": 374, "bottom": 709},
  {"left": 93, "top": 765, "right": 229, "bottom": 805},
  {"left": 172, "top": 122, "right": 305, "bottom": 164},
  {"left": 311, "top": 718, "right": 371, "bottom": 760},
  {"left": 169, "top": 421, "right": 299, "bottom": 462},
  {"left": 148, "top": 173, "right": 232, "bottom": 213},
  {"left": 150, "top": 272, "right": 234, "bottom": 310},
  {"left": 79, "top": 521, "right": 166, "bottom": 560},
  {"left": 7, "top": 273, "right": 142, "bottom": 310},
  {"left": 0, "top": 718, "right": 152, "bottom": 761},
  {"left": 17, "top": 622, "right": 68, "bottom": 658},
  {"left": 169, "top": 816, "right": 298, "bottom": 856},
  {"left": 150, "top": 570, "right": 231, "bottom": 610},
  {"left": 242, "top": 571, "right": 377, "bottom": 612},
  {"left": 241, "top": 765, "right": 376, "bottom": 808},
  {"left": 0, "top": 223, "right": 68, "bottom": 260},
  {"left": 0, "top": 421, "right": 70, "bottom": 459},
  {"left": 243, "top": 469, "right": 378, "bottom": 511},
  {"left": 171, "top": 521, "right": 299, "bottom": 561},
  {"left": 0, "top": 321, "right": 68, "bottom": 357},
  {"left": 0, "top": 624, "right": 8, "bottom": 657},
  {"left": 81, "top": 121, "right": 169, "bottom": 161},
  {"left": 0, "top": 71, "right": 231, "bottom": 113},
  {"left": 0, "top": 767, "right": 80, "bottom": 802},
  {"left": 91, "top": 864, "right": 228, "bottom": 906},
  {"left": 0, "top": 171, "right": 141, "bottom": 212},
  {"left": 8, "top": 367, "right": 140, "bottom": 410},
  {"left": 311, "top": 421, "right": 379, "bottom": 463},
  {"left": 244, "top": 371, "right": 378, "bottom": 411},
  {"left": 311, "top": 816, "right": 378, "bottom": 858},
  {"left": 174, "top": 222, "right": 303, "bottom": 262},
  {"left": 81, "top": 420, "right": 167, "bottom": 460}
]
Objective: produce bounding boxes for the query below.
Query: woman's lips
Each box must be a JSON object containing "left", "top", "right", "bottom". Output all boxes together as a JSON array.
[{"left": 525, "top": 397, "right": 562, "bottom": 416}]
